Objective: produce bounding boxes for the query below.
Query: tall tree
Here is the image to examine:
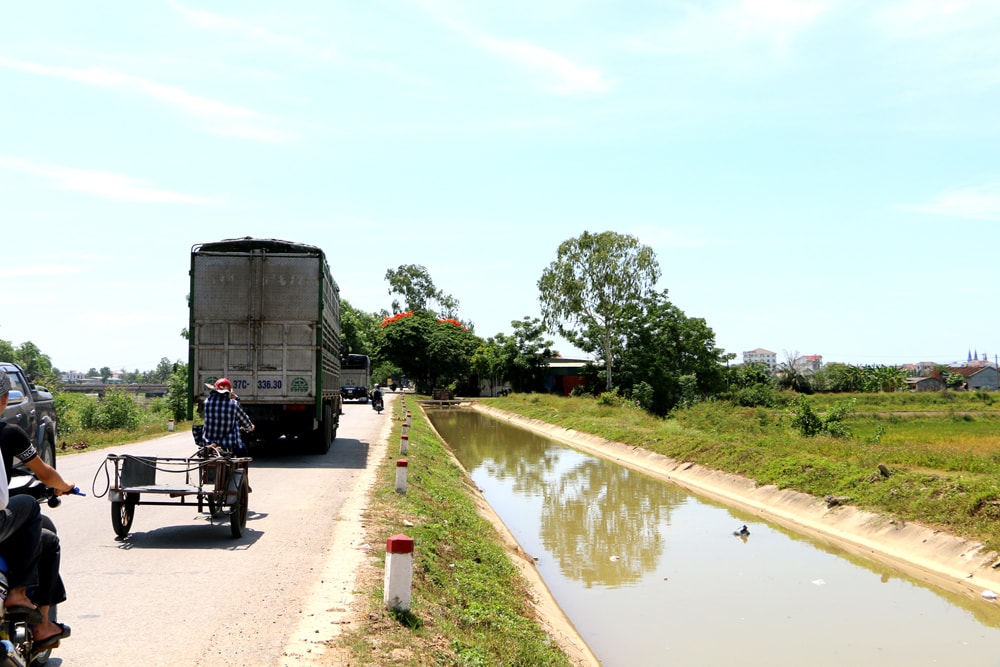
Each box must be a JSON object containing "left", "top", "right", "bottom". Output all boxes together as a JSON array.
[
  {"left": 538, "top": 231, "right": 660, "bottom": 391},
  {"left": 14, "top": 341, "right": 57, "bottom": 386},
  {"left": 375, "top": 312, "right": 480, "bottom": 394},
  {"left": 472, "top": 316, "right": 555, "bottom": 394},
  {"left": 340, "top": 299, "right": 381, "bottom": 357},
  {"left": 617, "top": 290, "right": 731, "bottom": 415},
  {"left": 384, "top": 264, "right": 460, "bottom": 318},
  {"left": 0, "top": 339, "right": 15, "bottom": 363}
]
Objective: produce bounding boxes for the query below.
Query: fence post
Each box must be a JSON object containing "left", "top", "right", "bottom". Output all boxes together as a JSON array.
[{"left": 384, "top": 534, "right": 414, "bottom": 611}]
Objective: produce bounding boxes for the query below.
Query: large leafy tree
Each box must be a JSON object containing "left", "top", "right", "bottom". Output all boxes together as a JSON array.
[
  {"left": 616, "top": 290, "right": 731, "bottom": 415},
  {"left": 538, "top": 231, "right": 660, "bottom": 391},
  {"left": 340, "top": 299, "right": 381, "bottom": 357},
  {"left": 375, "top": 312, "right": 480, "bottom": 394},
  {"left": 1, "top": 340, "right": 58, "bottom": 387},
  {"left": 472, "top": 316, "right": 555, "bottom": 394}
]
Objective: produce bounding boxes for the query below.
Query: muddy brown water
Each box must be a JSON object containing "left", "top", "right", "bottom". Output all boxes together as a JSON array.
[{"left": 427, "top": 409, "right": 1000, "bottom": 667}]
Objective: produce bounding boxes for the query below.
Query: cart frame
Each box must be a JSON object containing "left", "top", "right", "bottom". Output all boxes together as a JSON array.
[{"left": 105, "top": 449, "right": 252, "bottom": 538}]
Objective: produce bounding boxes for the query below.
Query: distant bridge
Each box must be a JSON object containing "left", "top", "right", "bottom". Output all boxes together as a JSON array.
[{"left": 60, "top": 383, "right": 169, "bottom": 398}]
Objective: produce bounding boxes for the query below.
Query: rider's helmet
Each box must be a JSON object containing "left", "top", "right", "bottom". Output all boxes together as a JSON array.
[
  {"left": 205, "top": 378, "right": 234, "bottom": 394},
  {"left": 374, "top": 384, "right": 380, "bottom": 390}
]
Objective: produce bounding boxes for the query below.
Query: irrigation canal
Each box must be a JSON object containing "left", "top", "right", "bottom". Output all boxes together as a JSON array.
[{"left": 426, "top": 408, "right": 1000, "bottom": 667}]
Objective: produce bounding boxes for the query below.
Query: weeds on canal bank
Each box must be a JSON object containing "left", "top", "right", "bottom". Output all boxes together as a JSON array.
[
  {"left": 339, "top": 398, "right": 574, "bottom": 667},
  {"left": 484, "top": 393, "right": 1000, "bottom": 553}
]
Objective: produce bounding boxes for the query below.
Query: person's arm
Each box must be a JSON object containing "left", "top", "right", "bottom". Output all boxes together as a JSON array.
[
  {"left": 234, "top": 403, "right": 255, "bottom": 432},
  {"left": 25, "top": 457, "right": 75, "bottom": 495}
]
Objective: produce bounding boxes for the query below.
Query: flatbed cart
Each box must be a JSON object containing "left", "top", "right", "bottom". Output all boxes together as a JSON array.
[{"left": 103, "top": 448, "right": 252, "bottom": 538}]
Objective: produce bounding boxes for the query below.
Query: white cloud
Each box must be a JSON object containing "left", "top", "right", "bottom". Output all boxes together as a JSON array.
[
  {"left": 0, "top": 156, "right": 210, "bottom": 203},
  {"left": 898, "top": 183, "right": 1000, "bottom": 221},
  {"left": 626, "top": 0, "right": 829, "bottom": 58},
  {"left": 474, "top": 35, "right": 611, "bottom": 94},
  {"left": 414, "top": 2, "right": 611, "bottom": 95},
  {"left": 0, "top": 56, "right": 290, "bottom": 143},
  {"left": 169, "top": 0, "right": 330, "bottom": 62}
]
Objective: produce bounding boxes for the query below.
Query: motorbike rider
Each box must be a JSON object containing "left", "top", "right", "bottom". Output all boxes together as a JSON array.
[
  {"left": 371, "top": 384, "right": 383, "bottom": 411},
  {"left": 201, "top": 378, "right": 255, "bottom": 456},
  {"left": 0, "top": 370, "right": 74, "bottom": 649}
]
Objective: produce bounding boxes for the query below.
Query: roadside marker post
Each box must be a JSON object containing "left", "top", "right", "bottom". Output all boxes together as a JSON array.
[
  {"left": 384, "top": 534, "right": 414, "bottom": 612},
  {"left": 395, "top": 458, "right": 408, "bottom": 493},
  {"left": 400, "top": 433, "right": 409, "bottom": 455}
]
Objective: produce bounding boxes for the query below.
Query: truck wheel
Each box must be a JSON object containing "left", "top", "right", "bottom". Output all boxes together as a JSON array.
[{"left": 311, "top": 403, "right": 333, "bottom": 455}]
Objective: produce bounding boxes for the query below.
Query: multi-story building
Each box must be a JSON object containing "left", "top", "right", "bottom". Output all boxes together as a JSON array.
[{"left": 742, "top": 348, "right": 777, "bottom": 372}]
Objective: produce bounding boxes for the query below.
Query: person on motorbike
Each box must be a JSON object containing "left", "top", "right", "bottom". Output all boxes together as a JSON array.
[
  {"left": 371, "top": 384, "right": 383, "bottom": 411},
  {"left": 201, "top": 378, "right": 255, "bottom": 456},
  {"left": 0, "top": 371, "right": 74, "bottom": 649}
]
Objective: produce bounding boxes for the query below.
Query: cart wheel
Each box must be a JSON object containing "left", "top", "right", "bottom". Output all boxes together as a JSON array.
[
  {"left": 207, "top": 497, "right": 222, "bottom": 517},
  {"left": 112, "top": 496, "right": 137, "bottom": 537},
  {"left": 229, "top": 478, "right": 249, "bottom": 538}
]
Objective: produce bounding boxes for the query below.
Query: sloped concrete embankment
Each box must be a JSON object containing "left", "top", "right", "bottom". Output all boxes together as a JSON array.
[{"left": 471, "top": 403, "right": 1000, "bottom": 604}]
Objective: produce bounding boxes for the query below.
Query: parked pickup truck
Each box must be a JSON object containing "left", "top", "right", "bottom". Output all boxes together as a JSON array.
[{"left": 1, "top": 361, "right": 58, "bottom": 467}]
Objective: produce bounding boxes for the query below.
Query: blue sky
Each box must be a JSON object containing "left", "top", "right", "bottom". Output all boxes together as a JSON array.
[{"left": 2, "top": 1, "right": 999, "bottom": 373}]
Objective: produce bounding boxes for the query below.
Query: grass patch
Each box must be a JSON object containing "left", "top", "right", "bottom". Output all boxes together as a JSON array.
[{"left": 339, "top": 398, "right": 574, "bottom": 666}]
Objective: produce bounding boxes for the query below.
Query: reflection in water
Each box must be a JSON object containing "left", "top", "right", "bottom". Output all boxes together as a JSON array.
[
  {"left": 429, "top": 409, "right": 1000, "bottom": 667},
  {"left": 543, "top": 460, "right": 675, "bottom": 587},
  {"left": 431, "top": 410, "right": 684, "bottom": 587}
]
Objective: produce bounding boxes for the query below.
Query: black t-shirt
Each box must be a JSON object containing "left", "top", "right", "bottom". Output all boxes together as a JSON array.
[{"left": 0, "top": 420, "right": 38, "bottom": 482}]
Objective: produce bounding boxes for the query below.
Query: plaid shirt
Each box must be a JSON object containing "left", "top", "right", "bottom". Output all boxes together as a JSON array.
[{"left": 202, "top": 391, "right": 254, "bottom": 453}]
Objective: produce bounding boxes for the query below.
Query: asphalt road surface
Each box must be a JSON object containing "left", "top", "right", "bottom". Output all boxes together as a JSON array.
[{"left": 41, "top": 393, "right": 396, "bottom": 666}]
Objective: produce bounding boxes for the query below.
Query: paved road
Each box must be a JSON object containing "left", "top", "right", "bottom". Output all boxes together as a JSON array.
[{"left": 42, "top": 393, "right": 395, "bottom": 666}]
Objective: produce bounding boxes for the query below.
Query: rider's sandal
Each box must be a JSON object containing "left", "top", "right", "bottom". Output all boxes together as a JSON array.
[
  {"left": 6, "top": 605, "right": 44, "bottom": 624},
  {"left": 34, "top": 622, "right": 71, "bottom": 651}
]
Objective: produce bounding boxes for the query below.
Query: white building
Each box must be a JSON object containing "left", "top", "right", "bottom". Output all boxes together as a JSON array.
[
  {"left": 61, "top": 370, "right": 86, "bottom": 383},
  {"left": 742, "top": 348, "right": 777, "bottom": 372}
]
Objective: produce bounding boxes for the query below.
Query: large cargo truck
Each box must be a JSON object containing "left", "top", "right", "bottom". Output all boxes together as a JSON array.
[
  {"left": 188, "top": 237, "right": 342, "bottom": 454},
  {"left": 340, "top": 353, "right": 371, "bottom": 402}
]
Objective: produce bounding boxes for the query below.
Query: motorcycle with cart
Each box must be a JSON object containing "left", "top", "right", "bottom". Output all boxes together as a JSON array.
[{"left": 0, "top": 474, "right": 80, "bottom": 667}]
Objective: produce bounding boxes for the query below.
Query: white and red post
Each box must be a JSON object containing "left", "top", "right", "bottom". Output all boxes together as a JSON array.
[{"left": 384, "top": 534, "right": 414, "bottom": 611}]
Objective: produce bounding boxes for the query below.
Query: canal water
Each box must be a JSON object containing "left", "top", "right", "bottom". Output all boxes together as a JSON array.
[{"left": 427, "top": 409, "right": 1000, "bottom": 667}]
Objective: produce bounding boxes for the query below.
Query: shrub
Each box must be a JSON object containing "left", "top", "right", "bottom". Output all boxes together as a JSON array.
[
  {"left": 791, "top": 397, "right": 855, "bottom": 438},
  {"left": 81, "top": 388, "right": 142, "bottom": 430},
  {"left": 733, "top": 384, "right": 776, "bottom": 408},
  {"left": 597, "top": 390, "right": 629, "bottom": 408}
]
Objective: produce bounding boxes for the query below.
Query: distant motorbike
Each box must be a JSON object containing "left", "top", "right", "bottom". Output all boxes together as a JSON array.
[
  {"left": 1, "top": 476, "right": 81, "bottom": 667},
  {"left": 372, "top": 395, "right": 384, "bottom": 414}
]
